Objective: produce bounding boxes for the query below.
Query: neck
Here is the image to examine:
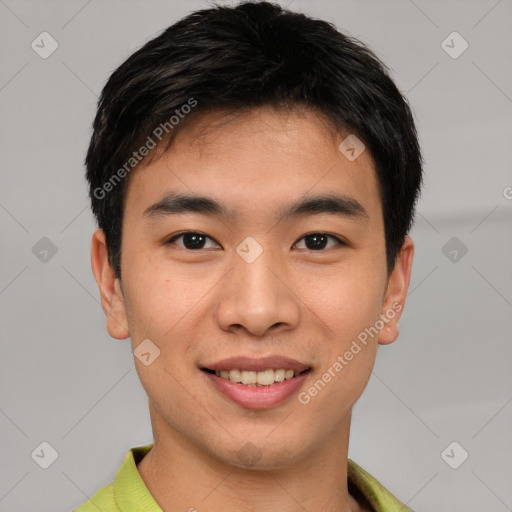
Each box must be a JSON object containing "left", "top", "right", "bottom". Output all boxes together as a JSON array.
[{"left": 137, "top": 401, "right": 363, "bottom": 512}]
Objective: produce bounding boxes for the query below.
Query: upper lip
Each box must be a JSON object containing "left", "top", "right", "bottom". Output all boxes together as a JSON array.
[{"left": 202, "top": 355, "right": 311, "bottom": 373}]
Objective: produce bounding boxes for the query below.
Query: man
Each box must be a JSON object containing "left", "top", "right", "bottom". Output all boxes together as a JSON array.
[{"left": 76, "top": 1, "right": 422, "bottom": 511}]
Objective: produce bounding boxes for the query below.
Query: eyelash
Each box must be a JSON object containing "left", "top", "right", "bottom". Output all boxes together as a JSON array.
[{"left": 164, "top": 231, "right": 347, "bottom": 251}]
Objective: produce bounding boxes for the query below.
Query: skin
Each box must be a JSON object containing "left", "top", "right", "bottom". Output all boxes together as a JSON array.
[{"left": 91, "top": 105, "right": 414, "bottom": 512}]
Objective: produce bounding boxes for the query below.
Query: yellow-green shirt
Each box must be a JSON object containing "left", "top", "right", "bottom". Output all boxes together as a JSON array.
[{"left": 74, "top": 444, "right": 413, "bottom": 512}]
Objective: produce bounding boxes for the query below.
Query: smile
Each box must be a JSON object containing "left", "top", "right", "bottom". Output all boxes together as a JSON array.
[
  {"left": 204, "top": 368, "right": 307, "bottom": 386},
  {"left": 201, "top": 367, "right": 312, "bottom": 409}
]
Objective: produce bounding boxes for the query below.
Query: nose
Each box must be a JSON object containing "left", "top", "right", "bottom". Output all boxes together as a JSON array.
[{"left": 215, "top": 242, "right": 300, "bottom": 338}]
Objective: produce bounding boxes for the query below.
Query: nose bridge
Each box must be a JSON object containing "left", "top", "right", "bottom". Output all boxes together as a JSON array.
[
  {"left": 216, "top": 236, "right": 299, "bottom": 335},
  {"left": 234, "top": 236, "right": 281, "bottom": 306}
]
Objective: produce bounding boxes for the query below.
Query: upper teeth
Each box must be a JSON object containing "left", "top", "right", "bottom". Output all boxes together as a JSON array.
[{"left": 215, "top": 368, "right": 298, "bottom": 385}]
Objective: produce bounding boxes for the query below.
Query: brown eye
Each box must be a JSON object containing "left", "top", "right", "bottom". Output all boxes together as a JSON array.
[
  {"left": 294, "top": 233, "right": 345, "bottom": 251},
  {"left": 166, "top": 232, "right": 220, "bottom": 250}
]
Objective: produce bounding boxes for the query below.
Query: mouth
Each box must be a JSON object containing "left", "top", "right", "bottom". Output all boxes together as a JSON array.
[
  {"left": 200, "top": 355, "right": 312, "bottom": 409},
  {"left": 201, "top": 367, "right": 311, "bottom": 386}
]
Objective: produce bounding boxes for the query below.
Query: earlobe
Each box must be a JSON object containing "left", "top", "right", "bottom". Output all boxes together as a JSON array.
[
  {"left": 377, "top": 236, "right": 414, "bottom": 345},
  {"left": 378, "top": 321, "right": 399, "bottom": 345},
  {"left": 90, "top": 229, "right": 130, "bottom": 340}
]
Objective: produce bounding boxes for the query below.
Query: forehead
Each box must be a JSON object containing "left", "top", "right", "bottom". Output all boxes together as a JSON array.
[{"left": 123, "top": 105, "right": 382, "bottom": 227}]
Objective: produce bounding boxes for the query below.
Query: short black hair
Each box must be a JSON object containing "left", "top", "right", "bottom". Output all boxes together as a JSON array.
[{"left": 85, "top": 0, "right": 422, "bottom": 279}]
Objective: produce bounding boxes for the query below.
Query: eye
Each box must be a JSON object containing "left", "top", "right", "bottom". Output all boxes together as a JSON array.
[
  {"left": 165, "top": 231, "right": 220, "bottom": 250},
  {"left": 293, "top": 232, "right": 345, "bottom": 251},
  {"left": 165, "top": 231, "right": 346, "bottom": 251}
]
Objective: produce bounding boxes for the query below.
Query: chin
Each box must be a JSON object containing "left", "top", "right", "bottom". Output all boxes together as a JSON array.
[{"left": 214, "top": 438, "right": 306, "bottom": 472}]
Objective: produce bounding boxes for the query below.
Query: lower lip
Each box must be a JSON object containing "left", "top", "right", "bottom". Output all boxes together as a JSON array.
[{"left": 203, "top": 370, "right": 311, "bottom": 410}]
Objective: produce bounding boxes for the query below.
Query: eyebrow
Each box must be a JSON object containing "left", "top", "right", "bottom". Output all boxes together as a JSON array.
[{"left": 143, "top": 192, "right": 369, "bottom": 223}]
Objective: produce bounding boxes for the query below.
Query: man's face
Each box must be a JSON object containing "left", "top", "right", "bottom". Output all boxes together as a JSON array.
[{"left": 93, "top": 105, "right": 412, "bottom": 469}]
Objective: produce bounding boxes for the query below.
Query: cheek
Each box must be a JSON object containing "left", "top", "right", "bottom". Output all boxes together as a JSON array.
[
  {"left": 123, "top": 259, "right": 203, "bottom": 341},
  {"left": 297, "top": 261, "right": 385, "bottom": 340},
  {"left": 293, "top": 342, "right": 377, "bottom": 446},
  {"left": 123, "top": 265, "right": 213, "bottom": 396},
  {"left": 124, "top": 270, "right": 206, "bottom": 413},
  {"left": 293, "top": 265, "right": 383, "bottom": 409}
]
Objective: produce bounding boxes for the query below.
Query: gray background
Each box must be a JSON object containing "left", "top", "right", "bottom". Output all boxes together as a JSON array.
[{"left": 1, "top": 0, "right": 511, "bottom": 511}]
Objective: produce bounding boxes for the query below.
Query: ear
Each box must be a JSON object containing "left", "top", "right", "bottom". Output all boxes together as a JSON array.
[
  {"left": 90, "top": 228, "right": 130, "bottom": 340},
  {"left": 377, "top": 235, "right": 414, "bottom": 345}
]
